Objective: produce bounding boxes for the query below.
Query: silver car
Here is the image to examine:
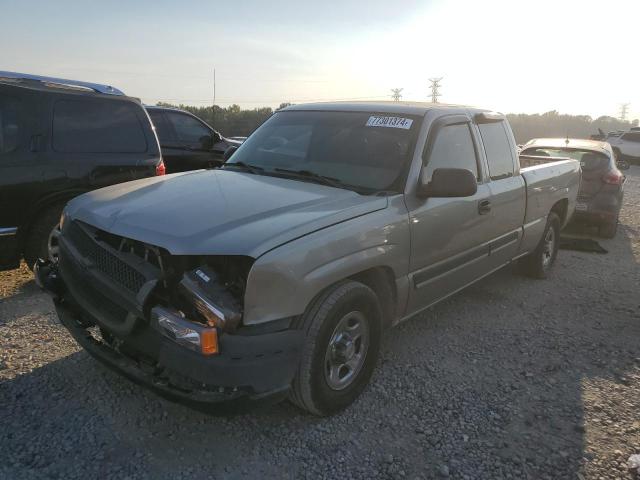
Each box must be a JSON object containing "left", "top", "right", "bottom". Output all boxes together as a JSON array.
[{"left": 521, "top": 138, "right": 625, "bottom": 237}]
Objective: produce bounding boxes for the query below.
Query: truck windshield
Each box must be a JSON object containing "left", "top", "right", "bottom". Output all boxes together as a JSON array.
[{"left": 224, "top": 110, "right": 422, "bottom": 194}]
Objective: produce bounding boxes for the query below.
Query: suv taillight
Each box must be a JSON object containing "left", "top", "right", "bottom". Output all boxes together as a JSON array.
[
  {"left": 602, "top": 169, "right": 624, "bottom": 185},
  {"left": 155, "top": 160, "right": 166, "bottom": 176}
]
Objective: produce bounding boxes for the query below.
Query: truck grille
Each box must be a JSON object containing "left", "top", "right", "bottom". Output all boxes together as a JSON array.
[
  {"left": 59, "top": 251, "right": 130, "bottom": 325},
  {"left": 66, "top": 221, "right": 148, "bottom": 293}
]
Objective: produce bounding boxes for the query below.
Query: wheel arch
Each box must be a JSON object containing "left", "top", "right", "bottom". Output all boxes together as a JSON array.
[
  {"left": 19, "top": 190, "right": 86, "bottom": 249},
  {"left": 348, "top": 266, "right": 397, "bottom": 330},
  {"left": 550, "top": 198, "right": 568, "bottom": 227}
]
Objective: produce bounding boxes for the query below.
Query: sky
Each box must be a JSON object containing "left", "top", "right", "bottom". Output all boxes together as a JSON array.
[{"left": 1, "top": 0, "right": 638, "bottom": 120}]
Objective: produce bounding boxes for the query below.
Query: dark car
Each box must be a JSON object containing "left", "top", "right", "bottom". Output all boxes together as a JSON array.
[
  {"left": 146, "top": 106, "right": 242, "bottom": 173},
  {"left": 521, "top": 138, "right": 625, "bottom": 238},
  {"left": 0, "top": 71, "right": 165, "bottom": 270}
]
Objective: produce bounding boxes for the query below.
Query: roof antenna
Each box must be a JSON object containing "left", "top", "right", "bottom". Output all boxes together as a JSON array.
[{"left": 565, "top": 131, "right": 570, "bottom": 146}]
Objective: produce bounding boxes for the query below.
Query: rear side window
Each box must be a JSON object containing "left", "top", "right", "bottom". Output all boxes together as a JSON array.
[
  {"left": 478, "top": 122, "right": 515, "bottom": 180},
  {"left": 53, "top": 99, "right": 147, "bottom": 153},
  {"left": 424, "top": 123, "right": 478, "bottom": 179},
  {"left": 148, "top": 110, "right": 173, "bottom": 143},
  {"left": 0, "top": 95, "right": 20, "bottom": 154}
]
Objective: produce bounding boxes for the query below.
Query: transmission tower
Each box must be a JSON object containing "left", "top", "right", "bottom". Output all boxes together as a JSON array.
[
  {"left": 390, "top": 88, "right": 403, "bottom": 102},
  {"left": 429, "top": 77, "right": 443, "bottom": 103},
  {"left": 619, "top": 103, "right": 630, "bottom": 122}
]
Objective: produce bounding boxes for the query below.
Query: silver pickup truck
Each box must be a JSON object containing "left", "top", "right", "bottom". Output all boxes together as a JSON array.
[{"left": 37, "top": 102, "right": 580, "bottom": 416}]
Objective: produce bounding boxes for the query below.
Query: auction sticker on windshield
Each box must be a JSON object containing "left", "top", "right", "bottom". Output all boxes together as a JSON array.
[{"left": 366, "top": 116, "right": 413, "bottom": 129}]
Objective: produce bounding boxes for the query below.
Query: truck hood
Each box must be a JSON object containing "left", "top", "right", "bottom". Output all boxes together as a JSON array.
[{"left": 65, "top": 169, "right": 388, "bottom": 257}]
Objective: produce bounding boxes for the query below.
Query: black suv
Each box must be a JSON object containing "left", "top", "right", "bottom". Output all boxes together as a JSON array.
[
  {"left": 0, "top": 72, "right": 164, "bottom": 271},
  {"left": 146, "top": 106, "right": 241, "bottom": 173}
]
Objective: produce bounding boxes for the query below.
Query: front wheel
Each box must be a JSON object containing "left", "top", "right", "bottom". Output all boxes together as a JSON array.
[
  {"left": 519, "top": 212, "right": 560, "bottom": 279},
  {"left": 289, "top": 280, "right": 382, "bottom": 416},
  {"left": 24, "top": 203, "right": 66, "bottom": 271}
]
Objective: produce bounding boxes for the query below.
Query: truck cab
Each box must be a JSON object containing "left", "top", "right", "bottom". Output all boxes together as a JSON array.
[{"left": 146, "top": 106, "right": 242, "bottom": 174}]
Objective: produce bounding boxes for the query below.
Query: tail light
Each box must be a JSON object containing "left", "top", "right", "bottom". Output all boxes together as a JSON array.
[
  {"left": 155, "top": 159, "right": 166, "bottom": 176},
  {"left": 602, "top": 169, "right": 624, "bottom": 185}
]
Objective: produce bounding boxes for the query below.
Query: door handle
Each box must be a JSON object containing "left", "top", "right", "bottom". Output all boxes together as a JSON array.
[
  {"left": 478, "top": 199, "right": 492, "bottom": 215},
  {"left": 29, "top": 134, "right": 43, "bottom": 152}
]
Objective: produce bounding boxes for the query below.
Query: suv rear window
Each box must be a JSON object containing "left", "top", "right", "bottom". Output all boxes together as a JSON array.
[
  {"left": 521, "top": 148, "right": 609, "bottom": 170},
  {"left": 53, "top": 99, "right": 147, "bottom": 153},
  {"left": 0, "top": 95, "right": 20, "bottom": 154},
  {"left": 621, "top": 132, "right": 640, "bottom": 142}
]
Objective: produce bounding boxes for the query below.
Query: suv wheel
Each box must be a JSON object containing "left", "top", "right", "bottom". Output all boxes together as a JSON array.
[
  {"left": 289, "top": 280, "right": 382, "bottom": 416},
  {"left": 24, "top": 203, "right": 65, "bottom": 270},
  {"left": 519, "top": 212, "right": 560, "bottom": 279},
  {"left": 599, "top": 219, "right": 618, "bottom": 239}
]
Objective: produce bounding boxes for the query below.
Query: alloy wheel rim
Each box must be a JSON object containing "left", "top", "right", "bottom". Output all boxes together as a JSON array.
[
  {"left": 542, "top": 227, "right": 555, "bottom": 269},
  {"left": 324, "top": 311, "right": 369, "bottom": 391},
  {"left": 48, "top": 226, "right": 60, "bottom": 262}
]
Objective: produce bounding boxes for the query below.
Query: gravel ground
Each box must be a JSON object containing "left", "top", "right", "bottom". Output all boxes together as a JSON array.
[{"left": 1, "top": 168, "right": 639, "bottom": 480}]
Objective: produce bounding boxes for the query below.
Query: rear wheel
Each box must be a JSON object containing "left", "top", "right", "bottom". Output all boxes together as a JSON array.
[
  {"left": 24, "top": 203, "right": 65, "bottom": 271},
  {"left": 519, "top": 212, "right": 560, "bottom": 279},
  {"left": 599, "top": 218, "right": 618, "bottom": 239},
  {"left": 289, "top": 280, "right": 382, "bottom": 416}
]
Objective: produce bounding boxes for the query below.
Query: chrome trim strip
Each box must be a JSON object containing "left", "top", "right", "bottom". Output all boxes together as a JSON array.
[
  {"left": 0, "top": 227, "right": 18, "bottom": 237},
  {"left": 0, "top": 71, "right": 125, "bottom": 96}
]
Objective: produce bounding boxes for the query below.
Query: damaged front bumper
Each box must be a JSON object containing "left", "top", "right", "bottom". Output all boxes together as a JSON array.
[{"left": 36, "top": 260, "right": 304, "bottom": 411}]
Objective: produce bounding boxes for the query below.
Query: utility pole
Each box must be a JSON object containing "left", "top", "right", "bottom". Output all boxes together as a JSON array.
[
  {"left": 212, "top": 67, "right": 216, "bottom": 127},
  {"left": 390, "top": 88, "right": 403, "bottom": 102},
  {"left": 428, "top": 77, "right": 443, "bottom": 103},
  {"left": 619, "top": 103, "right": 630, "bottom": 122}
]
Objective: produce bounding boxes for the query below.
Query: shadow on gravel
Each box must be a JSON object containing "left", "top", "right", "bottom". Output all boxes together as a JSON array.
[{"left": 1, "top": 228, "right": 638, "bottom": 479}]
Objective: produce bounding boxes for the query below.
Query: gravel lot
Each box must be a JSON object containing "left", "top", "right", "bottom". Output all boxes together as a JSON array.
[{"left": 1, "top": 168, "right": 639, "bottom": 480}]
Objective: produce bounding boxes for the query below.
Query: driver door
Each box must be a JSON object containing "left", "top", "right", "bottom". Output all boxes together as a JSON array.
[
  {"left": 162, "top": 111, "right": 220, "bottom": 173},
  {"left": 405, "top": 115, "right": 495, "bottom": 313}
]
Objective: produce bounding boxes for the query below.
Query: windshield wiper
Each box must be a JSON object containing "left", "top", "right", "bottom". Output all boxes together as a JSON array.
[
  {"left": 273, "top": 168, "right": 358, "bottom": 191},
  {"left": 223, "top": 161, "right": 264, "bottom": 174}
]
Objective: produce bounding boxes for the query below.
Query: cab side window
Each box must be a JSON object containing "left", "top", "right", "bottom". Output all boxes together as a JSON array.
[
  {"left": 165, "top": 112, "right": 212, "bottom": 147},
  {"left": 424, "top": 123, "right": 478, "bottom": 179},
  {"left": 478, "top": 122, "right": 515, "bottom": 180},
  {"left": 0, "top": 95, "right": 20, "bottom": 155}
]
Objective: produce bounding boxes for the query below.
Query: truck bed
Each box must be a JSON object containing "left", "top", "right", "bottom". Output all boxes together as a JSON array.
[{"left": 520, "top": 158, "right": 581, "bottom": 227}]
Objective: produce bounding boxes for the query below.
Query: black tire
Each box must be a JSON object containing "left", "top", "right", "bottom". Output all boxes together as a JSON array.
[
  {"left": 289, "top": 280, "right": 383, "bottom": 416},
  {"left": 599, "top": 219, "right": 618, "bottom": 239},
  {"left": 519, "top": 212, "right": 561, "bottom": 279},
  {"left": 24, "top": 203, "right": 65, "bottom": 271}
]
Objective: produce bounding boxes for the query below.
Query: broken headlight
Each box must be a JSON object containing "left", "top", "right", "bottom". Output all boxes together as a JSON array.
[
  {"left": 179, "top": 265, "right": 243, "bottom": 332},
  {"left": 152, "top": 306, "right": 218, "bottom": 355}
]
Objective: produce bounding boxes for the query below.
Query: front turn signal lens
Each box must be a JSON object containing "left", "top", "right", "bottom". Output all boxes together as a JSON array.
[{"left": 200, "top": 329, "right": 219, "bottom": 355}]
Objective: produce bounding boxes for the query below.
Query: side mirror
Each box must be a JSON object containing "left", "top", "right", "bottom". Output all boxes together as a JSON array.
[
  {"left": 223, "top": 145, "right": 238, "bottom": 161},
  {"left": 417, "top": 168, "right": 478, "bottom": 198},
  {"left": 212, "top": 131, "right": 222, "bottom": 143}
]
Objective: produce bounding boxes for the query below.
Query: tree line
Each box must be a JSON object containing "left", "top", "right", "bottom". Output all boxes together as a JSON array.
[{"left": 158, "top": 102, "right": 638, "bottom": 144}]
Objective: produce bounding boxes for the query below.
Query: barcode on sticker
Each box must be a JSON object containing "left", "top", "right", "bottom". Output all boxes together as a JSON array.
[{"left": 366, "top": 116, "right": 413, "bottom": 129}]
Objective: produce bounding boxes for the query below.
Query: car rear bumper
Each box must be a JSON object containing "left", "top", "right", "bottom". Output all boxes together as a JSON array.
[
  {"left": 36, "top": 261, "right": 304, "bottom": 411},
  {"left": 574, "top": 190, "right": 623, "bottom": 225}
]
